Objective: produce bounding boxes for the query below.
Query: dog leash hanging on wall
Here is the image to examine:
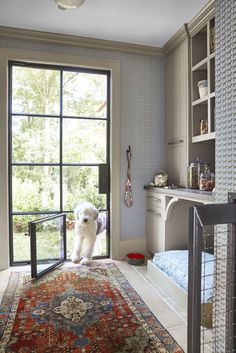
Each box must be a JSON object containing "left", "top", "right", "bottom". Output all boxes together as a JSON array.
[{"left": 124, "top": 145, "right": 133, "bottom": 207}]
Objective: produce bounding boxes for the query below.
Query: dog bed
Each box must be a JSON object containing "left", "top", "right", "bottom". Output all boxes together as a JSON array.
[{"left": 148, "top": 250, "right": 214, "bottom": 328}]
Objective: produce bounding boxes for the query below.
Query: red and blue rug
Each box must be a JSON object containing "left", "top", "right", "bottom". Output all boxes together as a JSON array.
[{"left": 0, "top": 263, "right": 183, "bottom": 352}]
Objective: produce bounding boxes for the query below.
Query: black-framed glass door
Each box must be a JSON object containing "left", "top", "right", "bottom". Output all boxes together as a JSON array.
[
  {"left": 30, "top": 213, "right": 66, "bottom": 278},
  {"left": 9, "top": 61, "right": 110, "bottom": 265}
]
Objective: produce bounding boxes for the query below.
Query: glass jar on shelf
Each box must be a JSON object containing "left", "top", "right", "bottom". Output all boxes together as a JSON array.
[
  {"left": 154, "top": 170, "right": 168, "bottom": 187},
  {"left": 187, "top": 162, "right": 199, "bottom": 189},
  {"left": 199, "top": 171, "right": 215, "bottom": 191}
]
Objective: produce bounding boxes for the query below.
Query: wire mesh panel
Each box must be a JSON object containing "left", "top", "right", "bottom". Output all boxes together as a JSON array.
[{"left": 188, "top": 201, "right": 236, "bottom": 353}]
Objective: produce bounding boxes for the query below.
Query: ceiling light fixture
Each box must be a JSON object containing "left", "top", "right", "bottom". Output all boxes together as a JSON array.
[{"left": 55, "top": 0, "right": 85, "bottom": 10}]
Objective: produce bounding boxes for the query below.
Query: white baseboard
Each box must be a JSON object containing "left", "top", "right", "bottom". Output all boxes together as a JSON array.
[{"left": 116, "top": 237, "right": 146, "bottom": 260}]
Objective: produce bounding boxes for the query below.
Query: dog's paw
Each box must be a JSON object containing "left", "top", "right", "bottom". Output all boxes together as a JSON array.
[
  {"left": 80, "top": 257, "right": 92, "bottom": 265},
  {"left": 71, "top": 254, "right": 80, "bottom": 263}
]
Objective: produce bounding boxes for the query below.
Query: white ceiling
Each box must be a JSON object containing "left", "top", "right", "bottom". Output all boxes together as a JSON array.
[{"left": 0, "top": 0, "right": 208, "bottom": 47}]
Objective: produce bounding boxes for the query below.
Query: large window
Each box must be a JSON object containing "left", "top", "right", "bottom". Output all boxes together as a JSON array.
[{"left": 9, "top": 61, "right": 110, "bottom": 265}]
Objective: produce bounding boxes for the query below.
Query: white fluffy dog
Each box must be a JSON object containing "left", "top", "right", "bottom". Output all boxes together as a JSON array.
[{"left": 71, "top": 201, "right": 99, "bottom": 265}]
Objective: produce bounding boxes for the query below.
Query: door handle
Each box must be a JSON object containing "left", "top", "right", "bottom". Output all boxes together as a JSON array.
[
  {"left": 168, "top": 140, "right": 184, "bottom": 146},
  {"left": 99, "top": 164, "right": 110, "bottom": 194},
  {"left": 168, "top": 139, "right": 184, "bottom": 145}
]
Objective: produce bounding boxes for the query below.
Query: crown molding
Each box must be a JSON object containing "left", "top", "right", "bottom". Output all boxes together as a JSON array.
[
  {"left": 163, "top": 0, "right": 214, "bottom": 55},
  {"left": 0, "top": 0, "right": 215, "bottom": 58},
  {"left": 0, "top": 26, "right": 163, "bottom": 57},
  {"left": 163, "top": 24, "right": 189, "bottom": 55},
  {"left": 188, "top": 0, "right": 215, "bottom": 36}
]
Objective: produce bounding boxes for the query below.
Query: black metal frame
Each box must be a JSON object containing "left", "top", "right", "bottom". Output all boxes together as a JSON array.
[
  {"left": 227, "top": 192, "right": 236, "bottom": 352},
  {"left": 29, "top": 213, "right": 66, "bottom": 279},
  {"left": 8, "top": 61, "right": 111, "bottom": 265},
  {"left": 188, "top": 201, "right": 236, "bottom": 353}
]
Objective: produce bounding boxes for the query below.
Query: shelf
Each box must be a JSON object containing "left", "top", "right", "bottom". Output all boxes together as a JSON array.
[
  {"left": 210, "top": 92, "right": 215, "bottom": 98},
  {"left": 192, "top": 57, "right": 208, "bottom": 72},
  {"left": 189, "top": 14, "right": 215, "bottom": 182},
  {"left": 209, "top": 52, "right": 215, "bottom": 60},
  {"left": 192, "top": 53, "right": 215, "bottom": 72},
  {"left": 192, "top": 95, "right": 208, "bottom": 106},
  {"left": 192, "top": 132, "right": 215, "bottom": 143}
]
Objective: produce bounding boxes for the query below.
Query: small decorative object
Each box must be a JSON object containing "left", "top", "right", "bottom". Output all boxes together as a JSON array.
[
  {"left": 200, "top": 119, "right": 208, "bottom": 134},
  {"left": 127, "top": 253, "right": 145, "bottom": 266},
  {"left": 197, "top": 80, "right": 208, "bottom": 99},
  {"left": 187, "top": 162, "right": 199, "bottom": 189},
  {"left": 154, "top": 170, "right": 168, "bottom": 187},
  {"left": 210, "top": 27, "right": 215, "bottom": 53}
]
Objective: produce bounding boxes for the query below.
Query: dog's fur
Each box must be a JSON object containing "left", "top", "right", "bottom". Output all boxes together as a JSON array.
[{"left": 71, "top": 201, "right": 99, "bottom": 265}]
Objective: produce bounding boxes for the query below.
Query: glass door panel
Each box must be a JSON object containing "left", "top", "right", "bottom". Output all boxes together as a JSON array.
[
  {"left": 12, "top": 166, "right": 60, "bottom": 212},
  {"left": 63, "top": 119, "right": 107, "bottom": 163},
  {"left": 13, "top": 214, "right": 49, "bottom": 263},
  {"left": 30, "top": 214, "right": 66, "bottom": 278},
  {"left": 63, "top": 71, "right": 107, "bottom": 118},
  {"left": 12, "top": 116, "right": 60, "bottom": 163},
  {"left": 62, "top": 166, "right": 107, "bottom": 211},
  {"left": 12, "top": 66, "right": 60, "bottom": 115}
]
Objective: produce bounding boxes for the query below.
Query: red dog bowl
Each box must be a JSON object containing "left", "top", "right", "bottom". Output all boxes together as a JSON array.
[{"left": 127, "top": 253, "right": 145, "bottom": 266}]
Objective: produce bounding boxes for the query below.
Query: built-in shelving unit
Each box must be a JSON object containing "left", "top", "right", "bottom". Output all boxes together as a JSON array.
[
  {"left": 191, "top": 17, "right": 215, "bottom": 142},
  {"left": 165, "top": 0, "right": 215, "bottom": 186}
]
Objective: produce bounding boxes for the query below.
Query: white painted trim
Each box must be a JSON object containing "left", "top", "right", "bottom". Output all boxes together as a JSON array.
[
  {"left": 163, "top": 1, "right": 214, "bottom": 56},
  {"left": 0, "top": 1, "right": 214, "bottom": 58},
  {"left": 147, "top": 260, "right": 187, "bottom": 310},
  {"left": 119, "top": 237, "right": 146, "bottom": 260},
  {"left": 165, "top": 197, "right": 180, "bottom": 221},
  {"left": 0, "top": 48, "right": 120, "bottom": 269},
  {"left": 0, "top": 26, "right": 163, "bottom": 57},
  {"left": 0, "top": 55, "right": 9, "bottom": 270},
  {"left": 163, "top": 24, "right": 188, "bottom": 55},
  {"left": 188, "top": 0, "right": 215, "bottom": 36}
]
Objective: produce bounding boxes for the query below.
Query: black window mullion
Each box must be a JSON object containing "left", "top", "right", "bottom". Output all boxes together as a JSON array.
[
  {"left": 12, "top": 113, "right": 108, "bottom": 121},
  {"left": 10, "top": 60, "right": 109, "bottom": 76},
  {"left": 12, "top": 211, "right": 61, "bottom": 216},
  {"left": 59, "top": 163, "right": 104, "bottom": 167},
  {"left": 106, "top": 72, "right": 111, "bottom": 257},
  {"left": 11, "top": 162, "right": 102, "bottom": 167},
  {"left": 12, "top": 162, "right": 60, "bottom": 166},
  {"left": 8, "top": 63, "right": 14, "bottom": 266},
  {"left": 60, "top": 70, "right": 63, "bottom": 213},
  {"left": 12, "top": 113, "right": 60, "bottom": 118},
  {"left": 62, "top": 115, "right": 107, "bottom": 121}
]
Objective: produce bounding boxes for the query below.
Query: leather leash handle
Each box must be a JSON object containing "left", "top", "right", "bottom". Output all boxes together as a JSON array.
[{"left": 125, "top": 146, "right": 133, "bottom": 207}]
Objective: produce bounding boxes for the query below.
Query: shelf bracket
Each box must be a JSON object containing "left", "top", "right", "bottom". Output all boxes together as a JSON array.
[{"left": 165, "top": 197, "right": 183, "bottom": 221}]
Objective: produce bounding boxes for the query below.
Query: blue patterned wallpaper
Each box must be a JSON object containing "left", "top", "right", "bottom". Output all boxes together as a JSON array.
[
  {"left": 0, "top": 38, "right": 165, "bottom": 239},
  {"left": 214, "top": 1, "right": 236, "bottom": 351},
  {"left": 215, "top": 0, "right": 236, "bottom": 203}
]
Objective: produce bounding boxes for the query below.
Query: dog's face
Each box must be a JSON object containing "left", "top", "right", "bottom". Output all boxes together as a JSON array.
[{"left": 74, "top": 202, "right": 99, "bottom": 227}]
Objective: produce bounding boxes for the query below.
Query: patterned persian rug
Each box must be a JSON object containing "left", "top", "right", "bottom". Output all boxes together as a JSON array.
[{"left": 0, "top": 263, "right": 183, "bottom": 353}]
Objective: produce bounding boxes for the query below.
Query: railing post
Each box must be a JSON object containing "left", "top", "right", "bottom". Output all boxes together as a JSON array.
[{"left": 188, "top": 206, "right": 202, "bottom": 353}]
